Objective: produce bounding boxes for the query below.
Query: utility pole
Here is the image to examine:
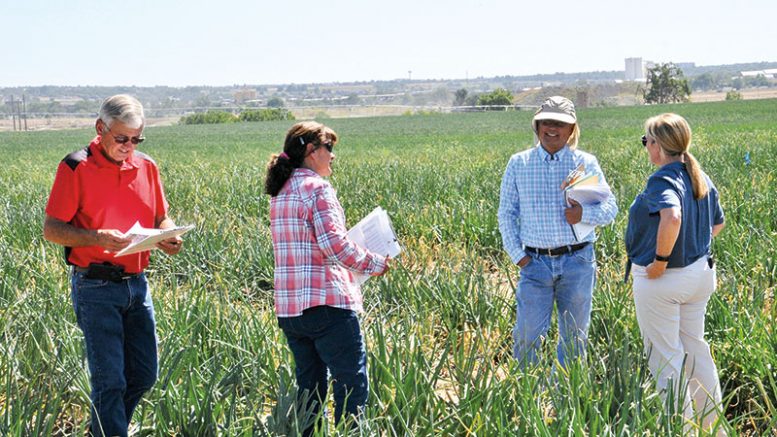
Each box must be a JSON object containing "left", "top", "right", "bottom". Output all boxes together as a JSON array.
[
  {"left": 22, "top": 94, "right": 28, "bottom": 131},
  {"left": 15, "top": 97, "right": 23, "bottom": 131},
  {"left": 9, "top": 95, "right": 18, "bottom": 131}
]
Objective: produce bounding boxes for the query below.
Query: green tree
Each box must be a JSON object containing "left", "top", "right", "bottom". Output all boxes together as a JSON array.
[
  {"left": 725, "top": 91, "right": 742, "bottom": 101},
  {"left": 453, "top": 89, "right": 468, "bottom": 106},
  {"left": 267, "top": 97, "right": 285, "bottom": 108},
  {"left": 477, "top": 88, "right": 513, "bottom": 108},
  {"left": 691, "top": 73, "right": 717, "bottom": 91},
  {"left": 643, "top": 63, "right": 691, "bottom": 104}
]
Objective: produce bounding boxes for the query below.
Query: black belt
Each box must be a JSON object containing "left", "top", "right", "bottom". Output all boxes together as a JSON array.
[
  {"left": 73, "top": 264, "right": 141, "bottom": 282},
  {"left": 525, "top": 242, "right": 589, "bottom": 257}
]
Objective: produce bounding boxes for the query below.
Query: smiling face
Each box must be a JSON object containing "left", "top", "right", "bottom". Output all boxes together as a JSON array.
[
  {"left": 97, "top": 119, "right": 143, "bottom": 164},
  {"left": 537, "top": 119, "right": 574, "bottom": 154}
]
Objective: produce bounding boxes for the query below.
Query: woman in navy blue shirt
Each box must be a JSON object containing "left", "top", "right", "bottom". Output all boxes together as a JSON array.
[{"left": 625, "top": 113, "right": 725, "bottom": 432}]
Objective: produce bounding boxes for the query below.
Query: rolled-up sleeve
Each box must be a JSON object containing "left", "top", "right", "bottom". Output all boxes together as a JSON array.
[{"left": 312, "top": 185, "right": 386, "bottom": 275}]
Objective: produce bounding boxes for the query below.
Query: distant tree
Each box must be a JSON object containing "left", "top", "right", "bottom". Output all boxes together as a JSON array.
[
  {"left": 643, "top": 63, "right": 690, "bottom": 104},
  {"left": 344, "top": 94, "right": 361, "bottom": 105},
  {"left": 453, "top": 89, "right": 468, "bottom": 106},
  {"left": 744, "top": 74, "right": 770, "bottom": 87},
  {"left": 690, "top": 73, "right": 717, "bottom": 91},
  {"left": 429, "top": 86, "right": 451, "bottom": 105},
  {"left": 179, "top": 110, "right": 238, "bottom": 125},
  {"left": 464, "top": 93, "right": 480, "bottom": 106},
  {"left": 239, "top": 108, "right": 295, "bottom": 122},
  {"left": 477, "top": 88, "right": 513, "bottom": 108},
  {"left": 725, "top": 91, "right": 742, "bottom": 101},
  {"left": 267, "top": 97, "right": 285, "bottom": 108}
]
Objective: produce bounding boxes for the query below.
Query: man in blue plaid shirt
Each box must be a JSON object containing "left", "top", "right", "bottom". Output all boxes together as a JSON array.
[{"left": 498, "top": 96, "right": 618, "bottom": 368}]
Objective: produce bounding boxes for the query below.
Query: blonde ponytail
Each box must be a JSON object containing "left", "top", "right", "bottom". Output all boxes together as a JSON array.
[
  {"left": 645, "top": 113, "right": 709, "bottom": 199},
  {"left": 684, "top": 151, "right": 709, "bottom": 199}
]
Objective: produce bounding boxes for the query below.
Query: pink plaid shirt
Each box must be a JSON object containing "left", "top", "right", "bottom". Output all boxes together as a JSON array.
[{"left": 271, "top": 168, "right": 387, "bottom": 317}]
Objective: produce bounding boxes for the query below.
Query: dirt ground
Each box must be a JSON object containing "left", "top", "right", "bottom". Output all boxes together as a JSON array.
[{"left": 690, "top": 88, "right": 777, "bottom": 102}]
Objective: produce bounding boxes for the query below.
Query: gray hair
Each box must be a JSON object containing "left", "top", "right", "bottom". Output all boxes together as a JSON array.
[{"left": 99, "top": 94, "right": 145, "bottom": 129}]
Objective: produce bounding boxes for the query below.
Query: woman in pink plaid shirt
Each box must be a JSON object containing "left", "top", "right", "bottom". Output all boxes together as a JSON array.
[{"left": 265, "top": 121, "right": 389, "bottom": 433}]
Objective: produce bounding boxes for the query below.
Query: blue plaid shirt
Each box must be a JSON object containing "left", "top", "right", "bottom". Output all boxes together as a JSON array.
[{"left": 498, "top": 143, "right": 618, "bottom": 264}]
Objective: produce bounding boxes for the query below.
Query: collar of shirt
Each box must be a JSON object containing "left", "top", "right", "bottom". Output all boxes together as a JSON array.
[
  {"left": 536, "top": 143, "right": 569, "bottom": 163},
  {"left": 293, "top": 167, "right": 322, "bottom": 179}
]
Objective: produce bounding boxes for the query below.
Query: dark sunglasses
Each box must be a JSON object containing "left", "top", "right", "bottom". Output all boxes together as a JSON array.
[
  {"left": 540, "top": 119, "right": 569, "bottom": 128},
  {"left": 103, "top": 123, "right": 145, "bottom": 145},
  {"left": 320, "top": 142, "right": 334, "bottom": 152},
  {"left": 641, "top": 135, "right": 648, "bottom": 147}
]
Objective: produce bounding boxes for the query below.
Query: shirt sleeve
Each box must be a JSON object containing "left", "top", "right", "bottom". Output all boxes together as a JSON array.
[
  {"left": 311, "top": 184, "right": 386, "bottom": 275},
  {"left": 646, "top": 175, "right": 681, "bottom": 213},
  {"left": 709, "top": 180, "right": 724, "bottom": 225},
  {"left": 150, "top": 163, "right": 170, "bottom": 220},
  {"left": 580, "top": 155, "right": 619, "bottom": 225},
  {"left": 498, "top": 158, "right": 526, "bottom": 264},
  {"left": 45, "top": 161, "right": 79, "bottom": 222}
]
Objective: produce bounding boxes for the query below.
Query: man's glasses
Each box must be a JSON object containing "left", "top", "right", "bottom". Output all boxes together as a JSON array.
[
  {"left": 641, "top": 135, "right": 648, "bottom": 147},
  {"left": 103, "top": 123, "right": 145, "bottom": 145}
]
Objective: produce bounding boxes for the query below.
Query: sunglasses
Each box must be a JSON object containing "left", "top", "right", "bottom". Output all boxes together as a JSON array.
[
  {"left": 103, "top": 123, "right": 145, "bottom": 145},
  {"left": 540, "top": 119, "right": 569, "bottom": 128},
  {"left": 320, "top": 142, "right": 334, "bottom": 152},
  {"left": 641, "top": 135, "right": 648, "bottom": 147}
]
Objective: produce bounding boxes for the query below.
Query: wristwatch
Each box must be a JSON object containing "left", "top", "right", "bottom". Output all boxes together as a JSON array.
[{"left": 654, "top": 254, "right": 671, "bottom": 262}]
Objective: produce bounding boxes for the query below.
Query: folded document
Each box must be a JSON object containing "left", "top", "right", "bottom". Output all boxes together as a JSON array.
[{"left": 114, "top": 221, "right": 195, "bottom": 257}]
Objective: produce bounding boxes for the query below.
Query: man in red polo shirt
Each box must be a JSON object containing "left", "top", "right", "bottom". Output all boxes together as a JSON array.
[{"left": 43, "top": 94, "right": 183, "bottom": 437}]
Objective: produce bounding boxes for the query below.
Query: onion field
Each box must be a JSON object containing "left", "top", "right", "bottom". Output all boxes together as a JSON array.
[{"left": 1, "top": 99, "right": 776, "bottom": 435}]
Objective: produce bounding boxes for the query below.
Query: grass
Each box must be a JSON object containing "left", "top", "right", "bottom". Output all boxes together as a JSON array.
[{"left": 1, "top": 99, "right": 776, "bottom": 435}]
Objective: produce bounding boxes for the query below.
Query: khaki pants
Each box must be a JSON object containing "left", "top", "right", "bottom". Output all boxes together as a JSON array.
[{"left": 633, "top": 256, "right": 723, "bottom": 431}]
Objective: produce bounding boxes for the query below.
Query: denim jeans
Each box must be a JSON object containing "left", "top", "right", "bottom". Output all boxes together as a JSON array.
[
  {"left": 71, "top": 271, "right": 158, "bottom": 437},
  {"left": 513, "top": 244, "right": 596, "bottom": 368},
  {"left": 278, "top": 305, "right": 369, "bottom": 428}
]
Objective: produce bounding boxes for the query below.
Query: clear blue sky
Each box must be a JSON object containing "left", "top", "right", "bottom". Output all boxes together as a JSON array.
[{"left": 2, "top": 0, "right": 775, "bottom": 87}]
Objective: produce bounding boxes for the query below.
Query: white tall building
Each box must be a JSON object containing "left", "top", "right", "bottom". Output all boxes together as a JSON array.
[{"left": 625, "top": 57, "right": 645, "bottom": 81}]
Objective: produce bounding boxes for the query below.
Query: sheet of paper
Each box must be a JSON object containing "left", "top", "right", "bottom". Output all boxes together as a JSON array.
[
  {"left": 114, "top": 222, "right": 195, "bottom": 257},
  {"left": 347, "top": 207, "right": 401, "bottom": 285},
  {"left": 564, "top": 173, "right": 611, "bottom": 241}
]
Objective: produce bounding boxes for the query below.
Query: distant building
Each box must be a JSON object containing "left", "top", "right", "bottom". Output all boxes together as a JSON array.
[
  {"left": 741, "top": 69, "right": 777, "bottom": 78},
  {"left": 233, "top": 88, "right": 257, "bottom": 104},
  {"left": 625, "top": 57, "right": 645, "bottom": 81}
]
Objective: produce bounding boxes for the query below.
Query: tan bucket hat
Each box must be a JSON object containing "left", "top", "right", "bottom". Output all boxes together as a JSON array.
[{"left": 532, "top": 96, "right": 576, "bottom": 132}]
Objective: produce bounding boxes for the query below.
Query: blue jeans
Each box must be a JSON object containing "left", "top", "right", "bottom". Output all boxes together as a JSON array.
[
  {"left": 71, "top": 271, "right": 158, "bottom": 437},
  {"left": 278, "top": 305, "right": 369, "bottom": 427},
  {"left": 513, "top": 244, "right": 596, "bottom": 368}
]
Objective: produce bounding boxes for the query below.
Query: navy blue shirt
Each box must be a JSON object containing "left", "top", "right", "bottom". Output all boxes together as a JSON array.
[{"left": 625, "top": 161, "right": 724, "bottom": 268}]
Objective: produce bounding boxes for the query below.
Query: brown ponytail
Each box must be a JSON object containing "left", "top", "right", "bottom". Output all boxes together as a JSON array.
[
  {"left": 645, "top": 113, "right": 709, "bottom": 199},
  {"left": 264, "top": 121, "right": 338, "bottom": 196}
]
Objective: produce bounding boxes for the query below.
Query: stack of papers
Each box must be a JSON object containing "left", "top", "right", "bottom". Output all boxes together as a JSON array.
[
  {"left": 347, "top": 207, "right": 401, "bottom": 284},
  {"left": 114, "top": 221, "right": 195, "bottom": 257},
  {"left": 563, "top": 165, "right": 611, "bottom": 241}
]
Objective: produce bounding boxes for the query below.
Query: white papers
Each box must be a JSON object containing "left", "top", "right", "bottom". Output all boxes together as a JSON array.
[
  {"left": 347, "top": 207, "right": 401, "bottom": 284},
  {"left": 563, "top": 168, "right": 611, "bottom": 241},
  {"left": 114, "top": 221, "right": 195, "bottom": 257}
]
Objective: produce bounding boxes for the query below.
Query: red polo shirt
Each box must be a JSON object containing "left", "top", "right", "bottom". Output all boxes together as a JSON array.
[{"left": 45, "top": 136, "right": 169, "bottom": 273}]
